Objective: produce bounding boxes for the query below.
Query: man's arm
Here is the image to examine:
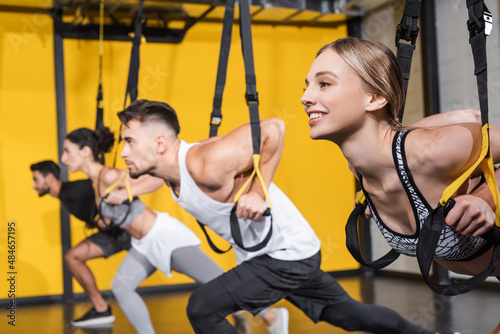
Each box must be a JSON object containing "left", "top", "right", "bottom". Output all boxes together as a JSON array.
[
  {"left": 236, "top": 118, "right": 285, "bottom": 220},
  {"left": 194, "top": 118, "right": 286, "bottom": 220}
]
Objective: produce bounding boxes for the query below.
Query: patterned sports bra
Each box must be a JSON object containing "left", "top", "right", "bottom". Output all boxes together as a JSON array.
[{"left": 361, "top": 130, "right": 491, "bottom": 261}]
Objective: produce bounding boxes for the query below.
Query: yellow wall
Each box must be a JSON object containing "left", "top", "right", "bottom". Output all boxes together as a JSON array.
[
  {"left": 0, "top": 10, "right": 62, "bottom": 298},
  {"left": 0, "top": 9, "right": 356, "bottom": 300}
]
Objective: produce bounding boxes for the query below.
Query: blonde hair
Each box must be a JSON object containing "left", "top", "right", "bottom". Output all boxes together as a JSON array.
[{"left": 317, "top": 37, "right": 404, "bottom": 127}]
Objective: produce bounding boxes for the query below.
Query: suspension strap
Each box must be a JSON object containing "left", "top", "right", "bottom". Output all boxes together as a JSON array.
[
  {"left": 113, "top": 0, "right": 145, "bottom": 168},
  {"left": 198, "top": 0, "right": 272, "bottom": 253},
  {"left": 123, "top": 0, "right": 145, "bottom": 108},
  {"left": 208, "top": 0, "right": 235, "bottom": 138},
  {"left": 230, "top": 0, "right": 272, "bottom": 252},
  {"left": 345, "top": 180, "right": 401, "bottom": 269},
  {"left": 396, "top": 0, "right": 421, "bottom": 122},
  {"left": 94, "top": 170, "right": 133, "bottom": 229},
  {"left": 95, "top": 0, "right": 105, "bottom": 132},
  {"left": 416, "top": 0, "right": 500, "bottom": 296},
  {"left": 344, "top": 0, "right": 422, "bottom": 268}
]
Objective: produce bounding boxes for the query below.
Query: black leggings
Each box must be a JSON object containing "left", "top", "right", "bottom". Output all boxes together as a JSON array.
[
  {"left": 187, "top": 278, "right": 434, "bottom": 334},
  {"left": 320, "top": 297, "right": 434, "bottom": 334}
]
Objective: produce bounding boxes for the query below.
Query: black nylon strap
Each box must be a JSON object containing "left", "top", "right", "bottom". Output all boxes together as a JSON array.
[
  {"left": 95, "top": 83, "right": 104, "bottom": 130},
  {"left": 417, "top": 199, "right": 500, "bottom": 295},
  {"left": 123, "top": 0, "right": 144, "bottom": 107},
  {"left": 345, "top": 201, "right": 400, "bottom": 269},
  {"left": 395, "top": 0, "right": 421, "bottom": 122},
  {"left": 209, "top": 0, "right": 235, "bottom": 138},
  {"left": 203, "top": 0, "right": 272, "bottom": 253},
  {"left": 467, "top": 0, "right": 490, "bottom": 126},
  {"left": 196, "top": 220, "right": 232, "bottom": 254},
  {"left": 230, "top": 202, "right": 272, "bottom": 252},
  {"left": 239, "top": 0, "right": 261, "bottom": 155},
  {"left": 113, "top": 0, "right": 144, "bottom": 168},
  {"left": 412, "top": 0, "right": 500, "bottom": 296},
  {"left": 95, "top": 82, "right": 104, "bottom": 166},
  {"left": 232, "top": 0, "right": 271, "bottom": 250},
  {"left": 396, "top": 43, "right": 415, "bottom": 121}
]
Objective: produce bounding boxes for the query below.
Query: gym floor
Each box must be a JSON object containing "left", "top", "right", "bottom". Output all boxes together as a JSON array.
[{"left": 1, "top": 275, "right": 498, "bottom": 334}]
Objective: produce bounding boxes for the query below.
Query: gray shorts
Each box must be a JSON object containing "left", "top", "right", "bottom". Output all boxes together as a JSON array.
[{"left": 87, "top": 228, "right": 132, "bottom": 258}]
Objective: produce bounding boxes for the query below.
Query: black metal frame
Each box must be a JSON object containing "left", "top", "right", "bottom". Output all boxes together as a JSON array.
[{"left": 53, "top": 16, "right": 73, "bottom": 302}]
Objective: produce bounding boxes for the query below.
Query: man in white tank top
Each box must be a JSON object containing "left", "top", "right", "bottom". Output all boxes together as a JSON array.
[{"left": 112, "top": 99, "right": 453, "bottom": 334}]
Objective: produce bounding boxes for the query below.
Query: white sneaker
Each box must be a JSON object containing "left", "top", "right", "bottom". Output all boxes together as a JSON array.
[
  {"left": 233, "top": 311, "right": 251, "bottom": 334},
  {"left": 266, "top": 307, "right": 289, "bottom": 334}
]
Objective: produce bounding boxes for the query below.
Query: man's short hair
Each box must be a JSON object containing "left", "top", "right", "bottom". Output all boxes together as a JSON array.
[
  {"left": 117, "top": 99, "right": 180, "bottom": 136},
  {"left": 30, "top": 160, "right": 61, "bottom": 180}
]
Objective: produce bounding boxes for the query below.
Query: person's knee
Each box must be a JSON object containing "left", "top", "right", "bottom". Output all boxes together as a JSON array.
[
  {"left": 320, "top": 299, "right": 396, "bottom": 332},
  {"left": 64, "top": 248, "right": 80, "bottom": 266},
  {"left": 111, "top": 274, "right": 133, "bottom": 298},
  {"left": 65, "top": 242, "right": 99, "bottom": 265},
  {"left": 186, "top": 289, "right": 207, "bottom": 323}
]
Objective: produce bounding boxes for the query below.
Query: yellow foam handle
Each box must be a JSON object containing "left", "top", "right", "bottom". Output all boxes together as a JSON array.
[
  {"left": 104, "top": 171, "right": 133, "bottom": 202},
  {"left": 233, "top": 169, "right": 255, "bottom": 203},
  {"left": 233, "top": 154, "right": 273, "bottom": 209},
  {"left": 356, "top": 190, "right": 366, "bottom": 205},
  {"left": 439, "top": 124, "right": 500, "bottom": 225},
  {"left": 482, "top": 155, "right": 500, "bottom": 225},
  {"left": 252, "top": 155, "right": 272, "bottom": 209}
]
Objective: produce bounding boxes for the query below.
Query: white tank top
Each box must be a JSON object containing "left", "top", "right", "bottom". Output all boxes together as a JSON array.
[{"left": 170, "top": 140, "right": 321, "bottom": 264}]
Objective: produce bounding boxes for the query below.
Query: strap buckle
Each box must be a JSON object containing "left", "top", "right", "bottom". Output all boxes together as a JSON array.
[
  {"left": 395, "top": 16, "right": 419, "bottom": 46},
  {"left": 210, "top": 116, "right": 222, "bottom": 126},
  {"left": 468, "top": 8, "right": 493, "bottom": 38},
  {"left": 484, "top": 11, "right": 493, "bottom": 36},
  {"left": 245, "top": 92, "right": 259, "bottom": 104}
]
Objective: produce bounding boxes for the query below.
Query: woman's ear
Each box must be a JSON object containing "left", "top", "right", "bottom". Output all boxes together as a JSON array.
[
  {"left": 80, "top": 145, "right": 93, "bottom": 158},
  {"left": 366, "top": 93, "right": 388, "bottom": 112}
]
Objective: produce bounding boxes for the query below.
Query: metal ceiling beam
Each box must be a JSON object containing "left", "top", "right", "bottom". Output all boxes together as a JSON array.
[
  {"left": 1, "top": 0, "right": 360, "bottom": 43},
  {"left": 50, "top": 8, "right": 189, "bottom": 43}
]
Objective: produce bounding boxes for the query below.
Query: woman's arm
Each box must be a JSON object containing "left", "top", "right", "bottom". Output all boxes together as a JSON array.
[
  {"left": 103, "top": 171, "right": 165, "bottom": 205},
  {"left": 410, "top": 109, "right": 480, "bottom": 128}
]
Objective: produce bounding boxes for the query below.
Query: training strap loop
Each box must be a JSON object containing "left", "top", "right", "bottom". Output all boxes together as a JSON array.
[
  {"left": 345, "top": 199, "right": 400, "bottom": 269},
  {"left": 196, "top": 220, "right": 232, "bottom": 254},
  {"left": 230, "top": 201, "right": 272, "bottom": 252},
  {"left": 417, "top": 199, "right": 500, "bottom": 295},
  {"left": 94, "top": 170, "right": 133, "bottom": 229}
]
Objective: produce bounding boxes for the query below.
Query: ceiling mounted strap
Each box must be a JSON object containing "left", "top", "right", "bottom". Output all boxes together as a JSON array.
[{"left": 395, "top": 0, "right": 421, "bottom": 122}]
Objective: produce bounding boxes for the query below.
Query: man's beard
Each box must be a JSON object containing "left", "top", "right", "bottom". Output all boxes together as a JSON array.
[
  {"left": 129, "top": 165, "right": 156, "bottom": 179},
  {"left": 37, "top": 187, "right": 50, "bottom": 197}
]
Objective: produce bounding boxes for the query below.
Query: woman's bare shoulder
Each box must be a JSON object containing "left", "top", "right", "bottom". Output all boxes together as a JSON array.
[{"left": 406, "top": 123, "right": 482, "bottom": 176}]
